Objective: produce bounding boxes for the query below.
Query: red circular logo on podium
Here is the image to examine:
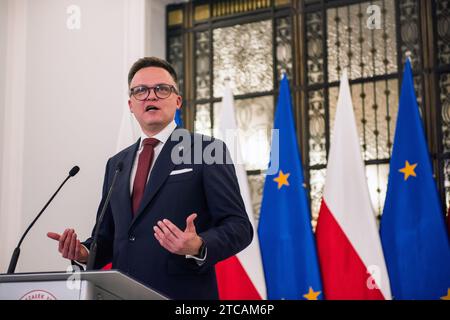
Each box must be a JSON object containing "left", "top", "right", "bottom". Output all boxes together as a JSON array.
[{"left": 20, "top": 290, "right": 57, "bottom": 300}]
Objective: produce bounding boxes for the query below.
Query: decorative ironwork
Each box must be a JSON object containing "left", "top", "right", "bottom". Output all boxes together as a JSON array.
[
  {"left": 308, "top": 89, "right": 326, "bottom": 166},
  {"left": 275, "top": 16, "right": 293, "bottom": 81},
  {"left": 212, "top": 0, "right": 271, "bottom": 18},
  {"left": 310, "top": 168, "right": 326, "bottom": 227},
  {"left": 413, "top": 75, "right": 423, "bottom": 110},
  {"left": 167, "top": 0, "right": 447, "bottom": 223},
  {"left": 435, "top": 0, "right": 450, "bottom": 66},
  {"left": 248, "top": 173, "right": 266, "bottom": 223},
  {"left": 327, "top": 1, "right": 397, "bottom": 82},
  {"left": 195, "top": 31, "right": 211, "bottom": 100},
  {"left": 167, "top": 35, "right": 184, "bottom": 95},
  {"left": 328, "top": 79, "right": 399, "bottom": 161},
  {"left": 213, "top": 20, "right": 273, "bottom": 98},
  {"left": 398, "top": 0, "right": 421, "bottom": 70},
  {"left": 436, "top": 0, "right": 450, "bottom": 213},
  {"left": 306, "top": 11, "right": 324, "bottom": 84},
  {"left": 441, "top": 73, "right": 450, "bottom": 153}
]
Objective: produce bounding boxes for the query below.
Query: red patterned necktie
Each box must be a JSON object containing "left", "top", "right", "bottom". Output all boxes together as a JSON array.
[{"left": 132, "top": 137, "right": 159, "bottom": 215}]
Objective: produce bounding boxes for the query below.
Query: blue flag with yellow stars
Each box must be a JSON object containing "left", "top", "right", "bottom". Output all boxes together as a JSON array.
[
  {"left": 175, "top": 108, "right": 183, "bottom": 127},
  {"left": 380, "top": 59, "right": 450, "bottom": 300},
  {"left": 258, "top": 74, "right": 323, "bottom": 300}
]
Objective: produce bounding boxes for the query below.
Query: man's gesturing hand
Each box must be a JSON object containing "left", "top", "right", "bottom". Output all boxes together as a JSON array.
[
  {"left": 47, "top": 228, "right": 88, "bottom": 263},
  {"left": 153, "top": 213, "right": 203, "bottom": 256}
]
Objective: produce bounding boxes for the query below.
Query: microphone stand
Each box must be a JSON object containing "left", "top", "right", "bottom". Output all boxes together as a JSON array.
[
  {"left": 7, "top": 166, "right": 80, "bottom": 274},
  {"left": 85, "top": 163, "right": 122, "bottom": 271}
]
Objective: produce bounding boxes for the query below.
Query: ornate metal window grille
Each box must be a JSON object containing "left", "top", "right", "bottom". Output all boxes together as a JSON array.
[{"left": 167, "top": 0, "right": 450, "bottom": 225}]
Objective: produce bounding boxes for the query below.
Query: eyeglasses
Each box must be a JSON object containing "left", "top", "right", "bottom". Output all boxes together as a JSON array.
[{"left": 129, "top": 84, "right": 179, "bottom": 101}]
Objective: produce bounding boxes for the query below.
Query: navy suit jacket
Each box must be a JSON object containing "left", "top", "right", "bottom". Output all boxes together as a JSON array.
[{"left": 83, "top": 129, "right": 253, "bottom": 299}]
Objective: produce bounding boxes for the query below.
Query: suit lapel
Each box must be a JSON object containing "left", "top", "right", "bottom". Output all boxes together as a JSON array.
[
  {"left": 129, "top": 128, "right": 190, "bottom": 228},
  {"left": 115, "top": 139, "right": 140, "bottom": 226}
]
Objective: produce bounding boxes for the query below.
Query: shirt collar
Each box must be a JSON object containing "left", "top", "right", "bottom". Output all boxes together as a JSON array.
[{"left": 138, "top": 120, "right": 177, "bottom": 150}]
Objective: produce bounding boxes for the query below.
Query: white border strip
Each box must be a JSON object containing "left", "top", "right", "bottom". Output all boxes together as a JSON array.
[{"left": 0, "top": 0, "right": 28, "bottom": 271}]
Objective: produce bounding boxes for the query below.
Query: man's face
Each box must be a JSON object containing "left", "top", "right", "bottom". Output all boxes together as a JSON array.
[{"left": 128, "top": 67, "right": 182, "bottom": 134}]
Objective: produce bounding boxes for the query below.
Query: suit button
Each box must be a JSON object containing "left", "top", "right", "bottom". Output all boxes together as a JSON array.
[{"left": 129, "top": 235, "right": 136, "bottom": 242}]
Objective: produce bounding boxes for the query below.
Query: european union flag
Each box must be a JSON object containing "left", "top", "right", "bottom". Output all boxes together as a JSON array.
[
  {"left": 380, "top": 59, "right": 450, "bottom": 300},
  {"left": 258, "top": 75, "right": 323, "bottom": 300},
  {"left": 175, "top": 108, "right": 183, "bottom": 127}
]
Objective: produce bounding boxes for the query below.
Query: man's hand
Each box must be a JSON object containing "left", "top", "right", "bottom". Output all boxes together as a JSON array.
[
  {"left": 47, "top": 228, "right": 88, "bottom": 263},
  {"left": 153, "top": 213, "right": 203, "bottom": 256}
]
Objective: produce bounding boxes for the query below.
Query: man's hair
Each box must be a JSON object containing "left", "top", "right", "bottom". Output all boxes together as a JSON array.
[{"left": 128, "top": 57, "right": 178, "bottom": 88}]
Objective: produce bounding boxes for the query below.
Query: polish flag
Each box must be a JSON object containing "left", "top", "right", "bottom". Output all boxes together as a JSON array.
[
  {"left": 116, "top": 104, "right": 140, "bottom": 152},
  {"left": 315, "top": 71, "right": 391, "bottom": 300},
  {"left": 214, "top": 81, "right": 267, "bottom": 300}
]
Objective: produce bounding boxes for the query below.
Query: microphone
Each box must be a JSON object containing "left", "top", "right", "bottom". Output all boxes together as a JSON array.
[
  {"left": 86, "top": 162, "right": 123, "bottom": 271},
  {"left": 7, "top": 166, "right": 80, "bottom": 274}
]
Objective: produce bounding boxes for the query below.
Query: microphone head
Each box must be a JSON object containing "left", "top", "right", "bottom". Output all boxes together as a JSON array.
[
  {"left": 116, "top": 162, "right": 124, "bottom": 172},
  {"left": 69, "top": 166, "right": 80, "bottom": 177}
]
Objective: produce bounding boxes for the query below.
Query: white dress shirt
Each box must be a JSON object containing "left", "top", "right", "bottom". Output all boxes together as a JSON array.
[{"left": 129, "top": 120, "right": 177, "bottom": 194}]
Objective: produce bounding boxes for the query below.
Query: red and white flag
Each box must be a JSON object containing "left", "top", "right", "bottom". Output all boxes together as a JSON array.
[
  {"left": 316, "top": 71, "right": 391, "bottom": 300},
  {"left": 116, "top": 105, "right": 140, "bottom": 152},
  {"left": 214, "top": 82, "right": 267, "bottom": 300}
]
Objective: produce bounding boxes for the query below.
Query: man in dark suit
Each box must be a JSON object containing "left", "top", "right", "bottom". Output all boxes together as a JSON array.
[{"left": 47, "top": 57, "right": 253, "bottom": 299}]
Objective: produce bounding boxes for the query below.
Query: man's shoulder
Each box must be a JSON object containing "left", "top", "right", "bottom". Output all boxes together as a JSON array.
[{"left": 109, "top": 140, "right": 139, "bottom": 161}]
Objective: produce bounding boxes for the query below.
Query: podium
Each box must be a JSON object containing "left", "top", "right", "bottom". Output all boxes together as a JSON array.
[{"left": 0, "top": 270, "right": 169, "bottom": 300}]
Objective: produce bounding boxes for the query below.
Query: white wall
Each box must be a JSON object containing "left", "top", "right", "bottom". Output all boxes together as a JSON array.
[
  {"left": 0, "top": 0, "right": 169, "bottom": 273},
  {"left": 0, "top": 0, "right": 28, "bottom": 273},
  {"left": 0, "top": 0, "right": 7, "bottom": 210},
  {"left": 146, "top": 0, "right": 168, "bottom": 59}
]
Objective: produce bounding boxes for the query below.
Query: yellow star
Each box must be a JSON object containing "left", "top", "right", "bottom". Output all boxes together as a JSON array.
[
  {"left": 440, "top": 288, "right": 450, "bottom": 300},
  {"left": 273, "top": 170, "right": 290, "bottom": 189},
  {"left": 303, "top": 287, "right": 321, "bottom": 300},
  {"left": 398, "top": 160, "right": 418, "bottom": 181}
]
